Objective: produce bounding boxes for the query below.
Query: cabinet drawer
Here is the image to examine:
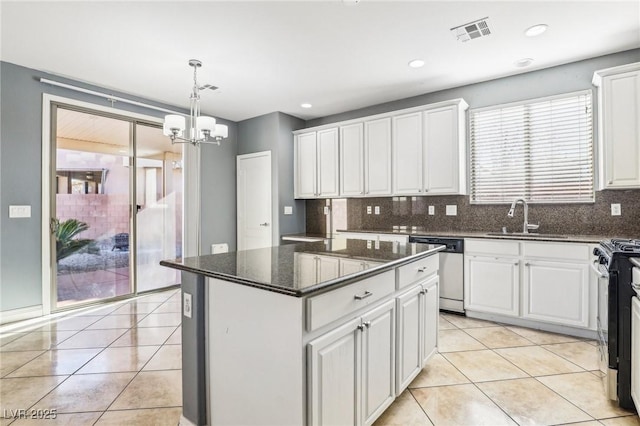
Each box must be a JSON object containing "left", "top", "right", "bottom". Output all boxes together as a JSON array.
[
  {"left": 306, "top": 270, "right": 395, "bottom": 331},
  {"left": 465, "top": 239, "right": 520, "bottom": 256},
  {"left": 523, "top": 241, "right": 590, "bottom": 262},
  {"left": 397, "top": 255, "right": 439, "bottom": 290}
]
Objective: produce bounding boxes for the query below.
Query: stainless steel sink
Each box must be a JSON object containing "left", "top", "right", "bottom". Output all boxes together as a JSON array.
[{"left": 485, "top": 232, "right": 569, "bottom": 239}]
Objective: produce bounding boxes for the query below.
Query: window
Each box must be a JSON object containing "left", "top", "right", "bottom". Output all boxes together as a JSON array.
[{"left": 469, "top": 90, "right": 594, "bottom": 204}]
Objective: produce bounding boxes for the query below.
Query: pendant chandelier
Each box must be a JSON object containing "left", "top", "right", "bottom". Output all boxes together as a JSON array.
[{"left": 163, "top": 59, "right": 228, "bottom": 146}]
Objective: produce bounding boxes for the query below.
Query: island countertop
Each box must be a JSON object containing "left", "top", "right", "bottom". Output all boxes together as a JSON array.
[{"left": 161, "top": 239, "right": 444, "bottom": 297}]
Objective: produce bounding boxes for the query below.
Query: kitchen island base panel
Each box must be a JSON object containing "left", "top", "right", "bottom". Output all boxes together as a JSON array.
[
  {"left": 208, "top": 277, "right": 305, "bottom": 426},
  {"left": 465, "top": 310, "right": 599, "bottom": 340}
]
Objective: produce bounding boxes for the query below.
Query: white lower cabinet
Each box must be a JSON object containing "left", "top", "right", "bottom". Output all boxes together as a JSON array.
[
  {"left": 523, "top": 260, "right": 590, "bottom": 328},
  {"left": 465, "top": 255, "right": 520, "bottom": 317},
  {"left": 308, "top": 300, "right": 396, "bottom": 426},
  {"left": 396, "top": 275, "right": 438, "bottom": 394},
  {"left": 631, "top": 296, "right": 639, "bottom": 409},
  {"left": 464, "top": 239, "right": 596, "bottom": 331}
]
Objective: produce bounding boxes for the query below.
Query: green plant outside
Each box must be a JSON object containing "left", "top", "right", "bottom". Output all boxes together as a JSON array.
[{"left": 55, "top": 218, "right": 93, "bottom": 261}]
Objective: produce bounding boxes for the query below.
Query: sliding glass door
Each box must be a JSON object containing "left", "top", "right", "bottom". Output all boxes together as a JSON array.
[{"left": 51, "top": 105, "right": 182, "bottom": 310}]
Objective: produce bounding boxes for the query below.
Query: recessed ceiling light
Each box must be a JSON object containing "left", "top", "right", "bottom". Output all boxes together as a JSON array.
[
  {"left": 301, "top": 103, "right": 312, "bottom": 109},
  {"left": 408, "top": 59, "right": 425, "bottom": 68},
  {"left": 514, "top": 58, "right": 534, "bottom": 68},
  {"left": 525, "top": 24, "right": 548, "bottom": 37}
]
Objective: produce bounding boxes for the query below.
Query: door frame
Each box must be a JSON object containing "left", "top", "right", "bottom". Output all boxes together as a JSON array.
[
  {"left": 236, "top": 150, "right": 273, "bottom": 250},
  {"left": 41, "top": 94, "right": 200, "bottom": 315}
]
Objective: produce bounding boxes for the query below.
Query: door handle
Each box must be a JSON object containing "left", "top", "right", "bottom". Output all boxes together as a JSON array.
[
  {"left": 259, "top": 222, "right": 269, "bottom": 227},
  {"left": 590, "top": 259, "right": 608, "bottom": 279}
]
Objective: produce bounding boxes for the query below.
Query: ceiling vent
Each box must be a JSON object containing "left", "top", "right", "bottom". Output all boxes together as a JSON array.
[{"left": 451, "top": 17, "right": 491, "bottom": 42}]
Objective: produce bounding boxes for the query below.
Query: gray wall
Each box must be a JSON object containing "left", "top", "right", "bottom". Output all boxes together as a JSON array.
[
  {"left": 199, "top": 124, "right": 239, "bottom": 254},
  {"left": 307, "top": 49, "right": 640, "bottom": 127},
  {"left": 0, "top": 61, "right": 237, "bottom": 312},
  {"left": 238, "top": 112, "right": 306, "bottom": 245}
]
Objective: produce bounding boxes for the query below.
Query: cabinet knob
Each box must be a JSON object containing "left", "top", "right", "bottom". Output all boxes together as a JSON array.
[
  {"left": 360, "top": 191, "right": 364, "bottom": 195},
  {"left": 525, "top": 262, "right": 530, "bottom": 266},
  {"left": 357, "top": 324, "right": 365, "bottom": 331},
  {"left": 514, "top": 262, "right": 519, "bottom": 266},
  {"left": 608, "top": 180, "right": 613, "bottom": 185},
  {"left": 363, "top": 321, "right": 371, "bottom": 328},
  {"left": 424, "top": 189, "right": 429, "bottom": 192},
  {"left": 418, "top": 189, "right": 422, "bottom": 193}
]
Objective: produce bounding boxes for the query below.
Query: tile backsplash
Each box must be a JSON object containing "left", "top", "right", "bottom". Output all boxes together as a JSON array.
[{"left": 306, "top": 189, "right": 640, "bottom": 237}]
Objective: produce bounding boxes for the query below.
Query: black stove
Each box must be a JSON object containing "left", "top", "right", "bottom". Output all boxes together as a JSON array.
[{"left": 594, "top": 239, "right": 640, "bottom": 411}]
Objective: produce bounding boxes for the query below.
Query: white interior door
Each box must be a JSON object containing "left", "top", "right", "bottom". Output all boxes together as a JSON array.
[{"left": 237, "top": 151, "right": 272, "bottom": 251}]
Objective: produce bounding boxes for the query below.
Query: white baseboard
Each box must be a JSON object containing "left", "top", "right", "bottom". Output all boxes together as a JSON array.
[
  {"left": 0, "top": 305, "right": 43, "bottom": 325},
  {"left": 179, "top": 414, "right": 197, "bottom": 426},
  {"left": 465, "top": 310, "right": 598, "bottom": 339}
]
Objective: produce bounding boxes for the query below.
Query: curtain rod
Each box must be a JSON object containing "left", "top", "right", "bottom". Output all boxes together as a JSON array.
[{"left": 39, "top": 77, "right": 184, "bottom": 116}]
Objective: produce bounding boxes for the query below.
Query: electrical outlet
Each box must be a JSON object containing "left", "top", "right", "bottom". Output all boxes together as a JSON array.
[
  {"left": 374, "top": 206, "right": 380, "bottom": 215},
  {"left": 367, "top": 206, "right": 372, "bottom": 215},
  {"left": 611, "top": 203, "right": 621, "bottom": 216},
  {"left": 428, "top": 206, "right": 435, "bottom": 215},
  {"left": 323, "top": 206, "right": 330, "bottom": 215},
  {"left": 374, "top": 240, "right": 380, "bottom": 250},
  {"left": 284, "top": 206, "right": 293, "bottom": 215},
  {"left": 367, "top": 240, "right": 372, "bottom": 249},
  {"left": 183, "top": 292, "right": 193, "bottom": 319},
  {"left": 446, "top": 205, "right": 457, "bottom": 216},
  {"left": 9, "top": 205, "right": 31, "bottom": 218}
]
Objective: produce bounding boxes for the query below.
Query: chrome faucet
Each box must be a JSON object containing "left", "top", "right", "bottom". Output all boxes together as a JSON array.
[{"left": 507, "top": 198, "right": 539, "bottom": 234}]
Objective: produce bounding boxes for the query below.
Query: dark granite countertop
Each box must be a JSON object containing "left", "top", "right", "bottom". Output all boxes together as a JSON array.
[
  {"left": 335, "top": 228, "right": 623, "bottom": 244},
  {"left": 161, "top": 239, "right": 444, "bottom": 297}
]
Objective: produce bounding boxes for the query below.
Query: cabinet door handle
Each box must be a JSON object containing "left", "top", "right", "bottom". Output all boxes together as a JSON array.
[
  {"left": 357, "top": 324, "right": 365, "bottom": 331},
  {"left": 417, "top": 267, "right": 427, "bottom": 272},
  {"left": 354, "top": 291, "right": 373, "bottom": 300},
  {"left": 514, "top": 262, "right": 519, "bottom": 266},
  {"left": 259, "top": 222, "right": 269, "bottom": 227},
  {"left": 363, "top": 321, "right": 371, "bottom": 328},
  {"left": 525, "top": 262, "right": 530, "bottom": 266}
]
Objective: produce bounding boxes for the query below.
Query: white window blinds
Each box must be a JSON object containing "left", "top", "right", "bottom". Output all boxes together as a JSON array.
[{"left": 470, "top": 90, "right": 594, "bottom": 204}]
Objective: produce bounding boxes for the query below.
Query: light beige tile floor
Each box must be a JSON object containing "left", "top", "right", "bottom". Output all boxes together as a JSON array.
[
  {"left": 376, "top": 314, "right": 640, "bottom": 426},
  {"left": 0, "top": 288, "right": 182, "bottom": 425},
  {"left": 2, "top": 291, "right": 639, "bottom": 426}
]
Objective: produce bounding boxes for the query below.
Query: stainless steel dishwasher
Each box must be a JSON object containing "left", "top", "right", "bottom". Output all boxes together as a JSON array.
[{"left": 409, "top": 236, "right": 464, "bottom": 313}]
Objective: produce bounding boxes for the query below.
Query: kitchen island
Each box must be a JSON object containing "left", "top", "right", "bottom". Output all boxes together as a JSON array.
[{"left": 161, "top": 239, "right": 443, "bottom": 426}]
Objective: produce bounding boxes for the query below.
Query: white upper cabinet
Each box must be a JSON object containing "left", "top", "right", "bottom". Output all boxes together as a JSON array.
[
  {"left": 423, "top": 104, "right": 467, "bottom": 195},
  {"left": 340, "top": 118, "right": 392, "bottom": 197},
  {"left": 364, "top": 118, "right": 392, "bottom": 196},
  {"left": 340, "top": 123, "right": 365, "bottom": 196},
  {"left": 295, "top": 132, "right": 318, "bottom": 198},
  {"left": 317, "top": 129, "right": 340, "bottom": 197},
  {"left": 593, "top": 63, "right": 640, "bottom": 189},
  {"left": 295, "top": 128, "right": 339, "bottom": 198},
  {"left": 392, "top": 112, "right": 423, "bottom": 194},
  {"left": 295, "top": 98, "right": 468, "bottom": 198},
  {"left": 392, "top": 100, "right": 468, "bottom": 196}
]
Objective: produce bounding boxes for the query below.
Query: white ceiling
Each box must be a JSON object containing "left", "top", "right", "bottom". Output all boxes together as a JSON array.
[{"left": 1, "top": 1, "right": 639, "bottom": 122}]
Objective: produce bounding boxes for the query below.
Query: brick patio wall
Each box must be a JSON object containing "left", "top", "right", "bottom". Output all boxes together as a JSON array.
[{"left": 56, "top": 194, "right": 129, "bottom": 241}]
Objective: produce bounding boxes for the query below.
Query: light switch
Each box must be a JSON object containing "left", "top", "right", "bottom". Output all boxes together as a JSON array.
[
  {"left": 428, "top": 206, "right": 435, "bottom": 215},
  {"left": 183, "top": 292, "right": 193, "bottom": 319},
  {"left": 367, "top": 206, "right": 372, "bottom": 215},
  {"left": 445, "top": 205, "right": 457, "bottom": 216},
  {"left": 284, "top": 206, "right": 293, "bottom": 215},
  {"left": 374, "top": 206, "right": 380, "bottom": 215},
  {"left": 611, "top": 203, "right": 621, "bottom": 216},
  {"left": 9, "top": 205, "right": 31, "bottom": 218}
]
